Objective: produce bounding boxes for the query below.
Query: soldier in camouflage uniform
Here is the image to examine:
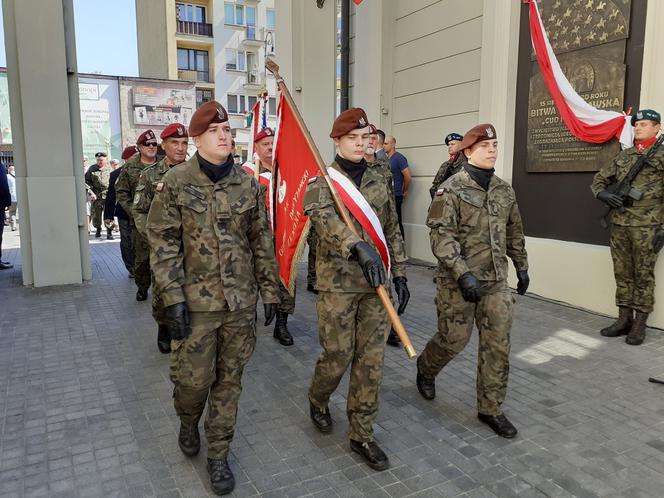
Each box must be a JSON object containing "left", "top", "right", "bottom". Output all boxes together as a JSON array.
[
  {"left": 116, "top": 130, "right": 159, "bottom": 302},
  {"left": 86, "top": 152, "right": 112, "bottom": 238},
  {"left": 146, "top": 101, "right": 279, "bottom": 496},
  {"left": 304, "top": 108, "right": 410, "bottom": 471},
  {"left": 591, "top": 109, "right": 664, "bottom": 346},
  {"left": 244, "top": 127, "right": 297, "bottom": 346},
  {"left": 429, "top": 132, "right": 465, "bottom": 198},
  {"left": 134, "top": 123, "right": 189, "bottom": 354},
  {"left": 416, "top": 123, "right": 529, "bottom": 439}
]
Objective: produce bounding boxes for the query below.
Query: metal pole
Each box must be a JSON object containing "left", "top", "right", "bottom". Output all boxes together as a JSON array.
[{"left": 340, "top": 0, "right": 350, "bottom": 112}]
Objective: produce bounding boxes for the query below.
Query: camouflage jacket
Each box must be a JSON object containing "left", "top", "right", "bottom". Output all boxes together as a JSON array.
[
  {"left": 430, "top": 153, "right": 466, "bottom": 199},
  {"left": 115, "top": 156, "right": 155, "bottom": 220},
  {"left": 368, "top": 158, "right": 394, "bottom": 195},
  {"left": 303, "top": 161, "right": 407, "bottom": 293},
  {"left": 590, "top": 143, "right": 664, "bottom": 227},
  {"left": 133, "top": 159, "right": 182, "bottom": 237},
  {"left": 427, "top": 169, "right": 528, "bottom": 286},
  {"left": 146, "top": 155, "right": 280, "bottom": 312},
  {"left": 88, "top": 166, "right": 111, "bottom": 197}
]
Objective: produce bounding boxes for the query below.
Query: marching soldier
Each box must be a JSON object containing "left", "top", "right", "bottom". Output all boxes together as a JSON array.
[
  {"left": 304, "top": 108, "right": 410, "bottom": 471},
  {"left": 133, "top": 123, "right": 189, "bottom": 354},
  {"left": 416, "top": 123, "right": 529, "bottom": 439},
  {"left": 430, "top": 132, "right": 465, "bottom": 198},
  {"left": 86, "top": 152, "right": 112, "bottom": 238},
  {"left": 116, "top": 131, "right": 159, "bottom": 301},
  {"left": 591, "top": 109, "right": 664, "bottom": 345},
  {"left": 146, "top": 101, "right": 279, "bottom": 496},
  {"left": 244, "top": 127, "right": 296, "bottom": 346}
]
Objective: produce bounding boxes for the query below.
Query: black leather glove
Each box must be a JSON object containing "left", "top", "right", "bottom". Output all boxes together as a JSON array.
[
  {"left": 597, "top": 190, "right": 623, "bottom": 208},
  {"left": 457, "top": 272, "right": 481, "bottom": 303},
  {"left": 653, "top": 229, "right": 664, "bottom": 253},
  {"left": 516, "top": 270, "right": 530, "bottom": 295},
  {"left": 263, "top": 303, "right": 277, "bottom": 326},
  {"left": 163, "top": 303, "right": 191, "bottom": 341},
  {"left": 350, "top": 241, "right": 386, "bottom": 288},
  {"left": 393, "top": 276, "right": 410, "bottom": 315}
]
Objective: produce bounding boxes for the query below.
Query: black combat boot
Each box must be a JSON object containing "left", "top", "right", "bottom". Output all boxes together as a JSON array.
[
  {"left": 157, "top": 325, "right": 171, "bottom": 354},
  {"left": 273, "top": 311, "right": 294, "bottom": 346},
  {"left": 478, "top": 413, "right": 518, "bottom": 438},
  {"left": 386, "top": 328, "right": 400, "bottom": 347},
  {"left": 350, "top": 439, "right": 390, "bottom": 471},
  {"left": 600, "top": 307, "right": 633, "bottom": 337},
  {"left": 136, "top": 288, "right": 148, "bottom": 301},
  {"left": 307, "top": 283, "right": 318, "bottom": 294},
  {"left": 207, "top": 458, "right": 235, "bottom": 496},
  {"left": 95, "top": 227, "right": 102, "bottom": 238},
  {"left": 106, "top": 228, "right": 114, "bottom": 240},
  {"left": 309, "top": 402, "right": 332, "bottom": 433},
  {"left": 626, "top": 311, "right": 648, "bottom": 346},
  {"left": 416, "top": 356, "right": 436, "bottom": 400},
  {"left": 178, "top": 423, "right": 200, "bottom": 457}
]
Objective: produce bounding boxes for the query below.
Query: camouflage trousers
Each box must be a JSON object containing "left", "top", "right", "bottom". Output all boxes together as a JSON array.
[
  {"left": 131, "top": 226, "right": 151, "bottom": 291},
  {"left": 170, "top": 307, "right": 256, "bottom": 459},
  {"left": 610, "top": 225, "right": 659, "bottom": 313},
  {"left": 307, "top": 228, "right": 317, "bottom": 288},
  {"left": 279, "top": 281, "right": 296, "bottom": 315},
  {"left": 151, "top": 272, "right": 165, "bottom": 324},
  {"left": 90, "top": 194, "right": 106, "bottom": 229},
  {"left": 418, "top": 279, "right": 512, "bottom": 416},
  {"left": 309, "top": 291, "right": 389, "bottom": 442}
]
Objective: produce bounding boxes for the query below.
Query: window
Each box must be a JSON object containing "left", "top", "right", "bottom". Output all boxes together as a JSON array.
[
  {"left": 225, "top": 48, "right": 246, "bottom": 71},
  {"left": 235, "top": 4, "right": 244, "bottom": 25},
  {"left": 227, "top": 94, "right": 247, "bottom": 114},
  {"left": 266, "top": 8, "right": 275, "bottom": 30},
  {"left": 268, "top": 97, "right": 277, "bottom": 116},
  {"left": 178, "top": 48, "right": 209, "bottom": 72},
  {"left": 196, "top": 89, "right": 214, "bottom": 108},
  {"left": 224, "top": 2, "right": 246, "bottom": 25},
  {"left": 247, "top": 95, "right": 257, "bottom": 111},
  {"left": 177, "top": 3, "right": 206, "bottom": 23}
]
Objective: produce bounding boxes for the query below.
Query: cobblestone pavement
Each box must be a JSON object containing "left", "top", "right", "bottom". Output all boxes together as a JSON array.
[{"left": 1, "top": 232, "right": 664, "bottom": 497}]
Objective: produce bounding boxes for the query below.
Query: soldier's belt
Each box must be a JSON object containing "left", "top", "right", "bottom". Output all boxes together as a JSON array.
[{"left": 630, "top": 198, "right": 662, "bottom": 208}]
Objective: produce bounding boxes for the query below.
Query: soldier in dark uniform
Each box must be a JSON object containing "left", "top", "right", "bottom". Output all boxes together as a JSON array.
[
  {"left": 304, "top": 108, "right": 410, "bottom": 471},
  {"left": 116, "top": 131, "right": 159, "bottom": 301},
  {"left": 147, "top": 101, "right": 279, "bottom": 496},
  {"left": 591, "top": 109, "right": 664, "bottom": 345},
  {"left": 417, "top": 124, "right": 529, "bottom": 439},
  {"left": 430, "top": 132, "right": 465, "bottom": 198},
  {"left": 134, "top": 123, "right": 189, "bottom": 354}
]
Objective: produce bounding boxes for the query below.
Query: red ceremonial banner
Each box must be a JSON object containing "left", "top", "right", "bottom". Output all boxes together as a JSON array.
[
  {"left": 272, "top": 93, "right": 320, "bottom": 293},
  {"left": 352, "top": 0, "right": 364, "bottom": 5}
]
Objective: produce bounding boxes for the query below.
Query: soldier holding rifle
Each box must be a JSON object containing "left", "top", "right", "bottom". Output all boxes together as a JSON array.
[{"left": 591, "top": 109, "right": 664, "bottom": 346}]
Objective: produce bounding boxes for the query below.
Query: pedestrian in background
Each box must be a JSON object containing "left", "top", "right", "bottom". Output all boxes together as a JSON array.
[
  {"left": 383, "top": 135, "right": 411, "bottom": 238},
  {"left": 0, "top": 164, "right": 13, "bottom": 269},
  {"left": 6, "top": 165, "right": 16, "bottom": 231}
]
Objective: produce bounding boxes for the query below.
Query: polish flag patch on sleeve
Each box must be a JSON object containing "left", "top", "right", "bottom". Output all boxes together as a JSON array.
[
  {"left": 308, "top": 176, "right": 318, "bottom": 184},
  {"left": 435, "top": 188, "right": 446, "bottom": 196},
  {"left": 156, "top": 182, "right": 165, "bottom": 192}
]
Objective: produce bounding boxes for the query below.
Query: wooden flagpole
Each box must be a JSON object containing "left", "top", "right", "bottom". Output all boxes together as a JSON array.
[{"left": 266, "top": 58, "right": 416, "bottom": 359}]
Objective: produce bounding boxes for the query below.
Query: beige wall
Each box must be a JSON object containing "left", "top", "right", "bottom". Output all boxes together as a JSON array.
[{"left": 135, "top": 0, "right": 173, "bottom": 79}]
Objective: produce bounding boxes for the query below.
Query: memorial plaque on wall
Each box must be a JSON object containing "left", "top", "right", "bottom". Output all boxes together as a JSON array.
[{"left": 527, "top": 0, "right": 631, "bottom": 173}]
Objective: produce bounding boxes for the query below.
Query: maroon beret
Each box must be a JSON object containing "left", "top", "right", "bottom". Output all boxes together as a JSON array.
[
  {"left": 189, "top": 100, "right": 228, "bottom": 137},
  {"left": 136, "top": 130, "right": 156, "bottom": 145},
  {"left": 368, "top": 124, "right": 378, "bottom": 134},
  {"left": 160, "top": 122, "right": 188, "bottom": 139},
  {"left": 330, "top": 108, "right": 370, "bottom": 138},
  {"left": 254, "top": 127, "right": 274, "bottom": 143},
  {"left": 453, "top": 123, "right": 498, "bottom": 153},
  {"left": 121, "top": 145, "right": 138, "bottom": 160}
]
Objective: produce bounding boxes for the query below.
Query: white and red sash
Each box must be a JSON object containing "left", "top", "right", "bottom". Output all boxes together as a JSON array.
[
  {"left": 242, "top": 162, "right": 274, "bottom": 230},
  {"left": 327, "top": 168, "right": 391, "bottom": 275}
]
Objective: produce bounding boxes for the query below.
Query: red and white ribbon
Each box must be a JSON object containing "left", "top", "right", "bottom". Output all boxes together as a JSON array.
[
  {"left": 528, "top": 0, "right": 632, "bottom": 148},
  {"left": 328, "top": 168, "right": 391, "bottom": 275}
]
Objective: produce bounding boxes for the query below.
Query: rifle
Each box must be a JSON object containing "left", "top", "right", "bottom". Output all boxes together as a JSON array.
[{"left": 600, "top": 133, "right": 664, "bottom": 229}]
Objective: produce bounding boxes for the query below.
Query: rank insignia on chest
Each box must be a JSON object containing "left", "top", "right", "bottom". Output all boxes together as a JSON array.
[
  {"left": 156, "top": 182, "right": 165, "bottom": 192},
  {"left": 436, "top": 188, "right": 446, "bottom": 196}
]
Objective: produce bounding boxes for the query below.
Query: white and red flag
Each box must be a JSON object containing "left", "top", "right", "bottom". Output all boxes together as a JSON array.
[
  {"left": 246, "top": 94, "right": 268, "bottom": 163},
  {"left": 527, "top": 0, "right": 632, "bottom": 148}
]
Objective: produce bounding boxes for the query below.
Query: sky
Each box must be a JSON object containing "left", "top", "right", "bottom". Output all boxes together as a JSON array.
[{"left": 0, "top": 0, "right": 139, "bottom": 76}]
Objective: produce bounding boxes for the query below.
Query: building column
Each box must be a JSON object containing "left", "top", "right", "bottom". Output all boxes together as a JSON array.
[
  {"left": 275, "top": 0, "right": 336, "bottom": 159},
  {"left": 2, "top": 0, "right": 90, "bottom": 286}
]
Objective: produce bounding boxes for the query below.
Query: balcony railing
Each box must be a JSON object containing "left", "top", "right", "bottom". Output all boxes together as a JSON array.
[
  {"left": 177, "top": 20, "right": 213, "bottom": 37},
  {"left": 178, "top": 69, "right": 212, "bottom": 83}
]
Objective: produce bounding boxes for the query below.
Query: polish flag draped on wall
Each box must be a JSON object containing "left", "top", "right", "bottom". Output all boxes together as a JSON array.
[
  {"left": 272, "top": 93, "right": 319, "bottom": 294},
  {"left": 527, "top": 0, "right": 633, "bottom": 148}
]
